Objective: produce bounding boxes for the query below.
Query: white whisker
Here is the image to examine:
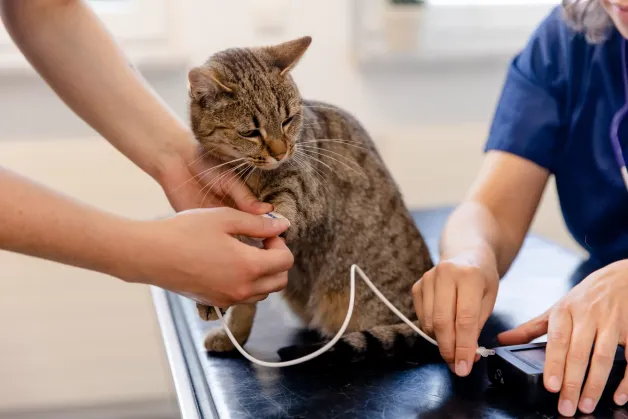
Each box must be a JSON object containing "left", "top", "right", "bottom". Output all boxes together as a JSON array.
[
  {"left": 297, "top": 146, "right": 367, "bottom": 180},
  {"left": 220, "top": 164, "right": 252, "bottom": 207},
  {"left": 294, "top": 150, "right": 336, "bottom": 175},
  {"left": 174, "top": 157, "right": 246, "bottom": 192},
  {"left": 298, "top": 144, "right": 362, "bottom": 170},
  {"left": 198, "top": 161, "right": 249, "bottom": 205}
]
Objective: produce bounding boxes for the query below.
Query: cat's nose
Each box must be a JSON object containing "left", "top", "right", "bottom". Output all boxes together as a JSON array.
[{"left": 267, "top": 139, "right": 287, "bottom": 160}]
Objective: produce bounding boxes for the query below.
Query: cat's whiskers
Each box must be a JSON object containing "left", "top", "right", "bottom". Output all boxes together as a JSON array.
[
  {"left": 292, "top": 155, "right": 330, "bottom": 194},
  {"left": 186, "top": 148, "right": 212, "bottom": 168},
  {"left": 296, "top": 146, "right": 367, "bottom": 180},
  {"left": 198, "top": 161, "right": 249, "bottom": 206},
  {"left": 174, "top": 157, "right": 246, "bottom": 192},
  {"left": 298, "top": 144, "right": 363, "bottom": 171},
  {"left": 301, "top": 138, "right": 369, "bottom": 151},
  {"left": 294, "top": 150, "right": 335, "bottom": 175},
  {"left": 301, "top": 104, "right": 341, "bottom": 112},
  {"left": 219, "top": 164, "right": 253, "bottom": 207}
]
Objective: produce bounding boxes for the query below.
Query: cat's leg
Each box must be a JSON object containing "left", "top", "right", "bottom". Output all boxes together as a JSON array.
[
  {"left": 204, "top": 303, "right": 257, "bottom": 353},
  {"left": 197, "top": 303, "right": 226, "bottom": 321}
]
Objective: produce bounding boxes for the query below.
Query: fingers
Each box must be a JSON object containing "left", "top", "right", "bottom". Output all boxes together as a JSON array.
[
  {"left": 250, "top": 271, "right": 289, "bottom": 296},
  {"left": 497, "top": 310, "right": 550, "bottom": 346},
  {"left": 220, "top": 208, "right": 290, "bottom": 238},
  {"left": 454, "top": 279, "right": 483, "bottom": 377},
  {"left": 242, "top": 294, "right": 270, "bottom": 304},
  {"left": 558, "top": 318, "right": 596, "bottom": 417},
  {"left": 544, "top": 305, "right": 573, "bottom": 395},
  {"left": 198, "top": 161, "right": 271, "bottom": 213},
  {"left": 420, "top": 272, "right": 435, "bottom": 336},
  {"left": 579, "top": 327, "right": 619, "bottom": 414},
  {"left": 432, "top": 273, "right": 457, "bottom": 368},
  {"left": 226, "top": 179, "right": 273, "bottom": 214},
  {"left": 614, "top": 350, "right": 628, "bottom": 407},
  {"left": 251, "top": 236, "right": 294, "bottom": 276},
  {"left": 412, "top": 280, "right": 424, "bottom": 330}
]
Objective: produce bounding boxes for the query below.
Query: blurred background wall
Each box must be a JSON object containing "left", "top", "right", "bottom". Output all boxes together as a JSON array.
[{"left": 0, "top": 0, "right": 571, "bottom": 417}]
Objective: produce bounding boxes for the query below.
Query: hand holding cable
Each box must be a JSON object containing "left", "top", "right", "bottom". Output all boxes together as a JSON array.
[{"left": 412, "top": 252, "right": 500, "bottom": 377}]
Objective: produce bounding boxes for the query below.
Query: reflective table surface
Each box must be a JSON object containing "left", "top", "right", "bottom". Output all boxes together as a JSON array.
[{"left": 153, "top": 207, "right": 627, "bottom": 418}]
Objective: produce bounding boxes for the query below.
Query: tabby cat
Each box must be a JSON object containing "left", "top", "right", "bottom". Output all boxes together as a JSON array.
[{"left": 188, "top": 36, "right": 434, "bottom": 363}]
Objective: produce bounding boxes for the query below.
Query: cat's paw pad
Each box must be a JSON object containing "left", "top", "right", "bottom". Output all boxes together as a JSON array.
[
  {"left": 197, "top": 304, "right": 226, "bottom": 321},
  {"left": 204, "top": 329, "right": 237, "bottom": 353}
]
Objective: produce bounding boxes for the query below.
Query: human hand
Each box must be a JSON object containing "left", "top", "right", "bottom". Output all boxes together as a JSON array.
[
  {"left": 412, "top": 252, "right": 499, "bottom": 376},
  {"left": 124, "top": 207, "right": 294, "bottom": 307},
  {"left": 498, "top": 259, "right": 628, "bottom": 416},
  {"left": 158, "top": 142, "right": 271, "bottom": 214}
]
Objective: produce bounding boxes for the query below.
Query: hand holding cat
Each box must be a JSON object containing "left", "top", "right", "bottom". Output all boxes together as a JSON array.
[
  {"left": 160, "top": 146, "right": 272, "bottom": 214},
  {"left": 130, "top": 207, "right": 294, "bottom": 307},
  {"left": 497, "top": 259, "right": 628, "bottom": 416},
  {"left": 412, "top": 252, "right": 499, "bottom": 377}
]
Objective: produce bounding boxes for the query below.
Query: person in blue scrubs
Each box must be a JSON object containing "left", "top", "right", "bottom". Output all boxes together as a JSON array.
[{"left": 412, "top": 1, "right": 628, "bottom": 416}]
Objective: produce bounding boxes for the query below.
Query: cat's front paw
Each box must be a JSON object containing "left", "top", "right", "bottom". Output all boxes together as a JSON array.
[{"left": 204, "top": 329, "right": 237, "bottom": 353}]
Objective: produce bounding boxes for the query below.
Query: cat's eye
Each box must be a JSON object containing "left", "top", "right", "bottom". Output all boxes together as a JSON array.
[
  {"left": 282, "top": 115, "right": 295, "bottom": 128},
  {"left": 238, "top": 129, "right": 260, "bottom": 138}
]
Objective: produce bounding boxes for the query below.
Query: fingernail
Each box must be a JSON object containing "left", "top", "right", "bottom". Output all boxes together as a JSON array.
[
  {"left": 258, "top": 202, "right": 273, "bottom": 211},
  {"left": 558, "top": 399, "right": 575, "bottom": 417},
  {"left": 547, "top": 375, "right": 561, "bottom": 392},
  {"left": 274, "top": 218, "right": 290, "bottom": 228},
  {"left": 616, "top": 393, "right": 628, "bottom": 406},
  {"left": 580, "top": 398, "right": 595, "bottom": 414},
  {"left": 455, "top": 360, "right": 468, "bottom": 376}
]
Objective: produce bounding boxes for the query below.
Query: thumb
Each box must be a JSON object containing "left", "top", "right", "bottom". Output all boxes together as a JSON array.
[
  {"left": 229, "top": 181, "right": 273, "bottom": 214},
  {"left": 497, "top": 309, "right": 550, "bottom": 346},
  {"left": 218, "top": 208, "right": 290, "bottom": 238},
  {"left": 213, "top": 172, "right": 272, "bottom": 214}
]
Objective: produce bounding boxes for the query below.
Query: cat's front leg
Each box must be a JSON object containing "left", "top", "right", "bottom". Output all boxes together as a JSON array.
[
  {"left": 261, "top": 190, "right": 301, "bottom": 244},
  {"left": 204, "top": 303, "right": 257, "bottom": 352}
]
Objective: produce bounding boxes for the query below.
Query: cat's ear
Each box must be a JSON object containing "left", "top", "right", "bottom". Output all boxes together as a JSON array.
[
  {"left": 265, "top": 36, "right": 312, "bottom": 76},
  {"left": 187, "top": 67, "right": 233, "bottom": 100}
]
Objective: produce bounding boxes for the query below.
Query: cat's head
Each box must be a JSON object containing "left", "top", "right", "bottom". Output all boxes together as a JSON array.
[{"left": 187, "top": 36, "right": 311, "bottom": 170}]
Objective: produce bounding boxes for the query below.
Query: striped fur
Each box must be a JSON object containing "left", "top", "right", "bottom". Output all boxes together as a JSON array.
[{"left": 188, "top": 37, "right": 434, "bottom": 362}]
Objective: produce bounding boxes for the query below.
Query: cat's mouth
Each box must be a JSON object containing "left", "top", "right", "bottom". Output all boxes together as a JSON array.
[{"left": 253, "top": 146, "right": 294, "bottom": 170}]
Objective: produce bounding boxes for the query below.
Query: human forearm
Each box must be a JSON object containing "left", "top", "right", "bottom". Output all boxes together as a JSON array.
[
  {"left": 439, "top": 200, "right": 516, "bottom": 277},
  {"left": 438, "top": 152, "right": 549, "bottom": 277},
  {"left": 0, "top": 167, "right": 141, "bottom": 280},
  {"left": 0, "top": 0, "right": 194, "bottom": 182}
]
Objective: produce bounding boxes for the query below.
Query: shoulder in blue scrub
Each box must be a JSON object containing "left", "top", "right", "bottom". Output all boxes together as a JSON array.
[{"left": 485, "top": 6, "right": 628, "bottom": 264}]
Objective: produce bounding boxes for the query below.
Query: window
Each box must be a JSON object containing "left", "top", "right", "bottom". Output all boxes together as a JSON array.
[{"left": 351, "top": 0, "right": 559, "bottom": 69}]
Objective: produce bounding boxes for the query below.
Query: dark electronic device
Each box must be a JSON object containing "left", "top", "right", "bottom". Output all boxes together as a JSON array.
[{"left": 487, "top": 342, "right": 627, "bottom": 408}]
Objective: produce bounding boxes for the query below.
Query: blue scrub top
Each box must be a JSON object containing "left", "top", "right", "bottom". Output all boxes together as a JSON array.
[{"left": 485, "top": 6, "right": 628, "bottom": 264}]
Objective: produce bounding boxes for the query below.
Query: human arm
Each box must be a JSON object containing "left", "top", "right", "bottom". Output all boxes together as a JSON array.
[
  {"left": 0, "top": 0, "right": 266, "bottom": 213},
  {"left": 412, "top": 151, "right": 550, "bottom": 375},
  {"left": 0, "top": 166, "right": 293, "bottom": 307}
]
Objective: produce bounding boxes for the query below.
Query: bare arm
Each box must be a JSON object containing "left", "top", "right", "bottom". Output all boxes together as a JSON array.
[
  {"left": 0, "top": 0, "right": 188, "bottom": 181},
  {"left": 0, "top": 166, "right": 292, "bottom": 306},
  {"left": 0, "top": 0, "right": 267, "bottom": 213},
  {"left": 440, "top": 150, "right": 550, "bottom": 277},
  {"left": 0, "top": 166, "right": 140, "bottom": 279}
]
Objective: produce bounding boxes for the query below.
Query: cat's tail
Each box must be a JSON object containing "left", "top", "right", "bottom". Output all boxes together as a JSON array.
[{"left": 277, "top": 321, "right": 441, "bottom": 365}]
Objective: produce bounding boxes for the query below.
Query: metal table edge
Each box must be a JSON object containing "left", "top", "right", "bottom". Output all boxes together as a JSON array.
[{"left": 151, "top": 286, "right": 211, "bottom": 419}]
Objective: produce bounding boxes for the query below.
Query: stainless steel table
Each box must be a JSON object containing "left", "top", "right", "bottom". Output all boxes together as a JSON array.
[{"left": 152, "top": 207, "right": 627, "bottom": 419}]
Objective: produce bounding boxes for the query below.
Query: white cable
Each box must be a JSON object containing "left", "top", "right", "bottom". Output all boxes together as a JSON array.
[{"left": 213, "top": 263, "right": 495, "bottom": 368}]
